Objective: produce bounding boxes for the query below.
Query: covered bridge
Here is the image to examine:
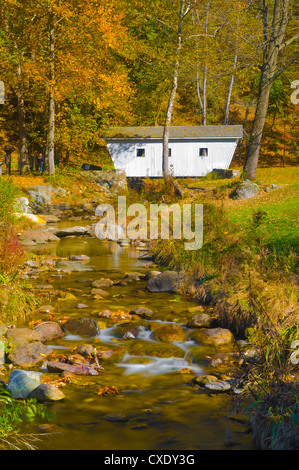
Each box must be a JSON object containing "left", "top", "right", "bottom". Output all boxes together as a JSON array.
[{"left": 102, "top": 125, "right": 243, "bottom": 178}]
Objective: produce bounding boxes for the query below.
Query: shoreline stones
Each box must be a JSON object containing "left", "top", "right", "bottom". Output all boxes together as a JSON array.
[
  {"left": 151, "top": 323, "right": 185, "bottom": 343},
  {"left": 55, "top": 260, "right": 94, "bottom": 272},
  {"left": 191, "top": 327, "right": 234, "bottom": 346},
  {"left": 146, "top": 270, "right": 180, "bottom": 293},
  {"left": 34, "top": 322, "right": 64, "bottom": 342},
  {"left": 186, "top": 313, "right": 214, "bottom": 328}
]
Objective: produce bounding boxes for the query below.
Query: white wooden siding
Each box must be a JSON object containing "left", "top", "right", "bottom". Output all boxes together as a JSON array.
[{"left": 106, "top": 139, "right": 238, "bottom": 177}]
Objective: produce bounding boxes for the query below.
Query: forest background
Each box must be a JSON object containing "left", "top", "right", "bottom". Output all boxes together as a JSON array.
[{"left": 0, "top": 0, "right": 298, "bottom": 177}]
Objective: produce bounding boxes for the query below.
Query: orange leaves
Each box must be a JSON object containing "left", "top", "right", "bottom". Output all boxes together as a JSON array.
[{"left": 98, "top": 385, "right": 119, "bottom": 396}]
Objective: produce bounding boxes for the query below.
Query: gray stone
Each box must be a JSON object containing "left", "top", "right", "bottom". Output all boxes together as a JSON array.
[
  {"left": 52, "top": 187, "right": 67, "bottom": 197},
  {"left": 28, "top": 383, "right": 65, "bottom": 402},
  {"left": 27, "top": 184, "right": 52, "bottom": 205},
  {"left": 34, "top": 322, "right": 64, "bottom": 342},
  {"left": 146, "top": 270, "right": 180, "bottom": 293},
  {"left": 230, "top": 182, "right": 259, "bottom": 200},
  {"left": 151, "top": 323, "right": 185, "bottom": 342},
  {"left": 204, "top": 380, "right": 232, "bottom": 392},
  {"left": 20, "top": 229, "right": 60, "bottom": 244},
  {"left": 40, "top": 214, "right": 61, "bottom": 223},
  {"left": 54, "top": 226, "right": 90, "bottom": 237},
  {"left": 6, "top": 327, "right": 41, "bottom": 344},
  {"left": 7, "top": 369, "right": 43, "bottom": 399},
  {"left": 186, "top": 313, "right": 213, "bottom": 328},
  {"left": 63, "top": 317, "right": 100, "bottom": 336},
  {"left": 55, "top": 260, "right": 94, "bottom": 272},
  {"left": 7, "top": 342, "right": 52, "bottom": 367},
  {"left": 69, "top": 254, "right": 90, "bottom": 261},
  {"left": 129, "top": 307, "right": 153, "bottom": 319},
  {"left": 191, "top": 327, "right": 234, "bottom": 346},
  {"left": 75, "top": 344, "right": 96, "bottom": 356},
  {"left": 14, "top": 197, "right": 30, "bottom": 213}
]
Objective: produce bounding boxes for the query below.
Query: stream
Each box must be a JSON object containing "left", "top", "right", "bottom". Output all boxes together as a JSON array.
[{"left": 22, "top": 219, "right": 254, "bottom": 451}]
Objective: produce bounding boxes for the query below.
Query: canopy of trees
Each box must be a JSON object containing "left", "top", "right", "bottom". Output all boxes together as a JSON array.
[{"left": 0, "top": 0, "right": 297, "bottom": 177}]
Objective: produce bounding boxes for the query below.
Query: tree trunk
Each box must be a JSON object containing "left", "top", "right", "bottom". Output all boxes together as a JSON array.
[
  {"left": 16, "top": 57, "right": 29, "bottom": 174},
  {"left": 243, "top": 73, "right": 272, "bottom": 179},
  {"left": 162, "top": 0, "right": 185, "bottom": 186},
  {"left": 47, "top": 8, "right": 55, "bottom": 176},
  {"left": 17, "top": 92, "right": 29, "bottom": 174},
  {"left": 243, "top": 0, "right": 291, "bottom": 180},
  {"left": 202, "top": 4, "right": 209, "bottom": 126},
  {"left": 224, "top": 51, "right": 238, "bottom": 125}
]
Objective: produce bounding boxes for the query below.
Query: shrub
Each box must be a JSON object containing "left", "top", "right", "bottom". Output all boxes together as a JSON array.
[{"left": 0, "top": 227, "right": 25, "bottom": 275}]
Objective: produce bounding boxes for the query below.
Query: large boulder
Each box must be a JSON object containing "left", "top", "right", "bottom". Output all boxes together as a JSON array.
[
  {"left": 28, "top": 383, "right": 65, "bottom": 402},
  {"left": 146, "top": 270, "right": 180, "bottom": 293},
  {"left": 191, "top": 327, "right": 234, "bottom": 346},
  {"left": 5, "top": 327, "right": 53, "bottom": 367},
  {"left": 27, "top": 184, "right": 52, "bottom": 206},
  {"left": 7, "top": 342, "right": 52, "bottom": 368},
  {"left": 19, "top": 229, "right": 60, "bottom": 245},
  {"left": 54, "top": 226, "right": 90, "bottom": 237},
  {"left": 7, "top": 369, "right": 43, "bottom": 399},
  {"left": 151, "top": 323, "right": 185, "bottom": 342},
  {"left": 230, "top": 181, "right": 259, "bottom": 200}
]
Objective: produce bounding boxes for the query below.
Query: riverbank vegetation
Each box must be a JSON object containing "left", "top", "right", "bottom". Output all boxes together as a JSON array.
[
  {"left": 0, "top": 0, "right": 298, "bottom": 451},
  {"left": 126, "top": 167, "right": 298, "bottom": 449}
]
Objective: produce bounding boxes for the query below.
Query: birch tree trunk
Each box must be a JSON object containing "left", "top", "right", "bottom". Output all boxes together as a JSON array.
[
  {"left": 47, "top": 8, "right": 55, "bottom": 176},
  {"left": 16, "top": 55, "right": 29, "bottom": 174},
  {"left": 202, "top": 3, "right": 210, "bottom": 126},
  {"left": 162, "top": 0, "right": 185, "bottom": 185},
  {"left": 224, "top": 51, "right": 238, "bottom": 125}
]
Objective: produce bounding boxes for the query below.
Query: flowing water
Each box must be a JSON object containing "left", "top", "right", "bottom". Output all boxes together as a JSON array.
[{"left": 23, "top": 220, "right": 254, "bottom": 451}]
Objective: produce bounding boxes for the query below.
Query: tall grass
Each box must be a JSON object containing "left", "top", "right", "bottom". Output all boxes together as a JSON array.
[
  {"left": 0, "top": 178, "right": 36, "bottom": 322},
  {"left": 0, "top": 385, "right": 54, "bottom": 450}
]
